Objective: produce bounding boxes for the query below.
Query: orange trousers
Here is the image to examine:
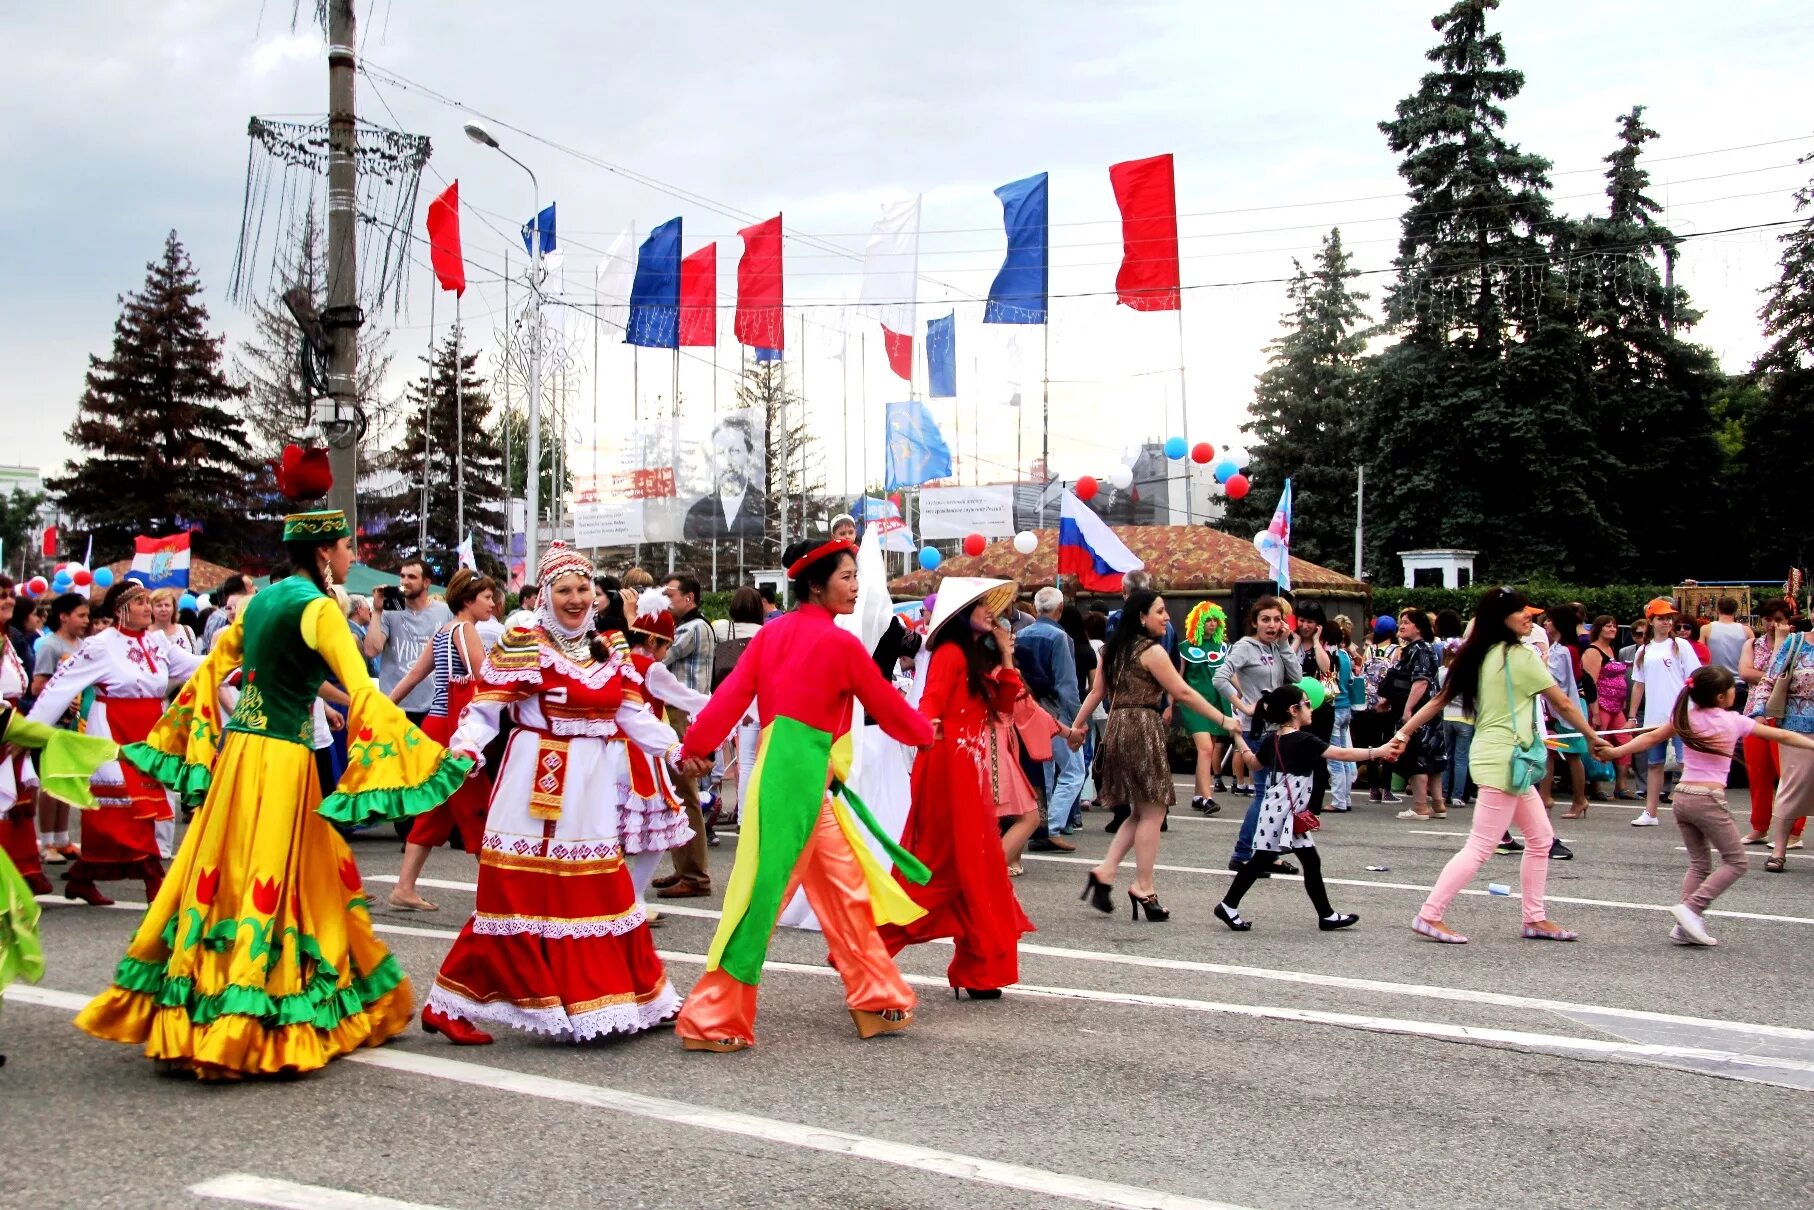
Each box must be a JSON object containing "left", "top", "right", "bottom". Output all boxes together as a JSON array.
[{"left": 675, "top": 796, "right": 914, "bottom": 1047}]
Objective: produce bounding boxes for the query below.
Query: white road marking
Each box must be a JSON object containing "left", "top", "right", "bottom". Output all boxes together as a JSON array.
[
  {"left": 40, "top": 892, "right": 1814, "bottom": 1044},
  {"left": 1011, "top": 854, "right": 1814, "bottom": 926},
  {"left": 188, "top": 1173, "right": 455, "bottom": 1210},
  {"left": 347, "top": 1049, "right": 1244, "bottom": 1210}
]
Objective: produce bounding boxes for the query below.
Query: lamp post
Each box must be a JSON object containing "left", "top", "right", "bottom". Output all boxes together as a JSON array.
[{"left": 465, "top": 120, "right": 543, "bottom": 576}]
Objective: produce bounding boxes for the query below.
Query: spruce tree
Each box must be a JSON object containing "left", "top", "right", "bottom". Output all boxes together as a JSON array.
[
  {"left": 1566, "top": 107, "right": 1726, "bottom": 579},
  {"left": 735, "top": 358, "right": 820, "bottom": 560},
  {"left": 367, "top": 327, "right": 507, "bottom": 577},
  {"left": 1225, "top": 229, "right": 1369, "bottom": 569},
  {"left": 1743, "top": 156, "right": 1814, "bottom": 575},
  {"left": 48, "top": 232, "right": 256, "bottom": 557},
  {"left": 1364, "top": 0, "right": 1609, "bottom": 580}
]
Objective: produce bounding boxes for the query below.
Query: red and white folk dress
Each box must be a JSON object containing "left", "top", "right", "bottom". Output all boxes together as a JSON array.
[
  {"left": 27, "top": 627, "right": 203, "bottom": 896},
  {"left": 426, "top": 625, "right": 683, "bottom": 1040},
  {"left": 0, "top": 637, "right": 48, "bottom": 894}
]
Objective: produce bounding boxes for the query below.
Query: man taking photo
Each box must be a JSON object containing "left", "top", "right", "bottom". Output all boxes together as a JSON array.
[{"left": 362, "top": 559, "right": 451, "bottom": 726}]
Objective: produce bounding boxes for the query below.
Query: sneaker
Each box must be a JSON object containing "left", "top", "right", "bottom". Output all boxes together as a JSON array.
[
  {"left": 1549, "top": 838, "right": 1573, "bottom": 861},
  {"left": 1668, "top": 924, "right": 1691, "bottom": 945},
  {"left": 1670, "top": 902, "right": 1717, "bottom": 946},
  {"left": 1495, "top": 837, "right": 1525, "bottom": 855},
  {"left": 1630, "top": 813, "right": 1660, "bottom": 827},
  {"left": 1395, "top": 808, "right": 1431, "bottom": 821},
  {"left": 1379, "top": 792, "right": 1403, "bottom": 804}
]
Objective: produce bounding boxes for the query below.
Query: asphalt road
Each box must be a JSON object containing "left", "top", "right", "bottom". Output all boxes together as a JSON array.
[{"left": 5, "top": 783, "right": 1811, "bottom": 1210}]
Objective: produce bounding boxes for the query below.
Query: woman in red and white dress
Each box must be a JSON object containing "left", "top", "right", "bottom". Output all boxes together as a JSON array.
[
  {"left": 0, "top": 575, "right": 50, "bottom": 895},
  {"left": 422, "top": 544, "right": 686, "bottom": 1045},
  {"left": 27, "top": 580, "right": 203, "bottom": 905},
  {"left": 621, "top": 588, "right": 706, "bottom": 905}
]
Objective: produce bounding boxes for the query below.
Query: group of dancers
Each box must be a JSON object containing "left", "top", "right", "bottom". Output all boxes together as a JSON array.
[{"left": 2, "top": 508, "right": 1806, "bottom": 1079}]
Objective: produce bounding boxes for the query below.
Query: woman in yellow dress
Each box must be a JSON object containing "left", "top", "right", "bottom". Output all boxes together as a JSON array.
[{"left": 73, "top": 510, "right": 470, "bottom": 1079}]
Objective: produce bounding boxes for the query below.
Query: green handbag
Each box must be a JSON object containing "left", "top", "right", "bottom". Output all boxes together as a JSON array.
[{"left": 1505, "top": 650, "right": 1547, "bottom": 794}]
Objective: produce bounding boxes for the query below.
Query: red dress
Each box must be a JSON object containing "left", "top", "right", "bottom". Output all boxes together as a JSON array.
[{"left": 880, "top": 643, "right": 1034, "bottom": 991}]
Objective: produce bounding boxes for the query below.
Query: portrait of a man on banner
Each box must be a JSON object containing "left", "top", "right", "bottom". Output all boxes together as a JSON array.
[{"left": 684, "top": 409, "right": 768, "bottom": 541}]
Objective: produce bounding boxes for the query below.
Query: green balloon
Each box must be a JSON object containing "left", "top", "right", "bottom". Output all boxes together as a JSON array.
[{"left": 1297, "top": 677, "right": 1327, "bottom": 711}]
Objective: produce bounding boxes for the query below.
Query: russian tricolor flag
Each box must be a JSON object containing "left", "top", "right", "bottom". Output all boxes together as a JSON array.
[
  {"left": 1059, "top": 490, "right": 1143, "bottom": 593},
  {"left": 129, "top": 532, "right": 191, "bottom": 589}
]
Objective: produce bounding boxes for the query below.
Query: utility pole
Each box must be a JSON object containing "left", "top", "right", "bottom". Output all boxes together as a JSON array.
[
  {"left": 1353, "top": 463, "right": 1365, "bottom": 581},
  {"left": 323, "top": 0, "right": 361, "bottom": 532}
]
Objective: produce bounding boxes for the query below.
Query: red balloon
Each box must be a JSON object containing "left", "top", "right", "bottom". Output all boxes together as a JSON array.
[
  {"left": 1075, "top": 476, "right": 1099, "bottom": 502},
  {"left": 53, "top": 563, "right": 67, "bottom": 575},
  {"left": 1225, "top": 473, "right": 1251, "bottom": 500},
  {"left": 72, "top": 569, "right": 93, "bottom": 587},
  {"left": 1191, "top": 442, "right": 1215, "bottom": 465},
  {"left": 963, "top": 533, "right": 987, "bottom": 558},
  {"left": 25, "top": 577, "right": 47, "bottom": 597}
]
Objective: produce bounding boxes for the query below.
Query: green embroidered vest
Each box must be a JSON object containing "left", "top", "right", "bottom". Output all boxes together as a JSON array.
[{"left": 225, "top": 575, "right": 331, "bottom": 748}]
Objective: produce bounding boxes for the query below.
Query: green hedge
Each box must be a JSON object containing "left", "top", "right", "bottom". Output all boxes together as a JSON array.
[{"left": 1367, "top": 580, "right": 1783, "bottom": 623}]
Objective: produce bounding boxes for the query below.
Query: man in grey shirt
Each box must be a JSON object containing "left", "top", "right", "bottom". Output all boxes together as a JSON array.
[
  {"left": 361, "top": 559, "right": 451, "bottom": 722},
  {"left": 1214, "top": 594, "right": 1303, "bottom": 871},
  {"left": 1705, "top": 596, "right": 1753, "bottom": 709}
]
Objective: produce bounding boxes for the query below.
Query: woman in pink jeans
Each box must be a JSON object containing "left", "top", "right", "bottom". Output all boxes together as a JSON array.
[{"left": 1395, "top": 587, "right": 1604, "bottom": 944}]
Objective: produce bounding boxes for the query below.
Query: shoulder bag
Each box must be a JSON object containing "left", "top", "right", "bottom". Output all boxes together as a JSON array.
[
  {"left": 1269, "top": 733, "right": 1321, "bottom": 835},
  {"left": 1765, "top": 634, "right": 1802, "bottom": 721}
]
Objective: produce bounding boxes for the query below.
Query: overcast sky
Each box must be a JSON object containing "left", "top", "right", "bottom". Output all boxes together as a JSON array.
[{"left": 3, "top": 0, "right": 1809, "bottom": 501}]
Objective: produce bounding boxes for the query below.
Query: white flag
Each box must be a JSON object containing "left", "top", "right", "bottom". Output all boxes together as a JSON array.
[
  {"left": 859, "top": 196, "right": 920, "bottom": 337},
  {"left": 596, "top": 225, "right": 637, "bottom": 329},
  {"left": 456, "top": 533, "right": 476, "bottom": 571}
]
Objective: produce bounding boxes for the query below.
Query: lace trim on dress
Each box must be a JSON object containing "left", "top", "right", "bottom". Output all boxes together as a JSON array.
[{"left": 426, "top": 981, "right": 680, "bottom": 1042}]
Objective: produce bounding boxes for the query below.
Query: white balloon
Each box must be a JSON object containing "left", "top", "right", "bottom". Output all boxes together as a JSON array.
[
  {"left": 1012, "top": 531, "right": 1038, "bottom": 556},
  {"left": 1107, "top": 465, "right": 1134, "bottom": 490}
]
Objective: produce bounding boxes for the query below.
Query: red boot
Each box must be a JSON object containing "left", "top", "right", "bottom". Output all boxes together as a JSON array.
[
  {"left": 421, "top": 1005, "right": 493, "bottom": 1045},
  {"left": 65, "top": 880, "right": 115, "bottom": 907}
]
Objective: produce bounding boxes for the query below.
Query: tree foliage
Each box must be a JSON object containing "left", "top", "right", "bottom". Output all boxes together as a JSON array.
[
  {"left": 47, "top": 232, "right": 257, "bottom": 559},
  {"left": 1224, "top": 229, "right": 1369, "bottom": 569},
  {"left": 1742, "top": 155, "right": 1814, "bottom": 575},
  {"left": 365, "top": 327, "right": 507, "bottom": 577},
  {"left": 735, "top": 358, "right": 821, "bottom": 559}
]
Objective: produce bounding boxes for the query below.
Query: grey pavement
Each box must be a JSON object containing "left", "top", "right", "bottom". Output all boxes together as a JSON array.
[{"left": 3, "top": 782, "right": 1811, "bottom": 1210}]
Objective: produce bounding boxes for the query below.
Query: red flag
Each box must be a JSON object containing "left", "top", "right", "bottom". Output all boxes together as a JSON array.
[
  {"left": 734, "top": 215, "right": 784, "bottom": 350},
  {"left": 1108, "top": 153, "right": 1180, "bottom": 312},
  {"left": 679, "top": 243, "right": 717, "bottom": 347},
  {"left": 882, "top": 327, "right": 912, "bottom": 381},
  {"left": 426, "top": 181, "right": 466, "bottom": 297}
]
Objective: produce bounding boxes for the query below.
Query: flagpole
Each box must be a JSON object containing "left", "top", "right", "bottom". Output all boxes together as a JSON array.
[
  {"left": 591, "top": 265, "right": 600, "bottom": 560},
  {"left": 421, "top": 286, "right": 434, "bottom": 556},
  {"left": 799, "top": 312, "right": 808, "bottom": 539},
  {"left": 455, "top": 293, "right": 465, "bottom": 550},
  {"left": 860, "top": 329, "right": 869, "bottom": 515},
  {"left": 1040, "top": 315, "right": 1050, "bottom": 530},
  {"left": 669, "top": 346, "right": 679, "bottom": 575},
  {"left": 1175, "top": 302, "right": 1191, "bottom": 525},
  {"left": 972, "top": 353, "right": 979, "bottom": 487}
]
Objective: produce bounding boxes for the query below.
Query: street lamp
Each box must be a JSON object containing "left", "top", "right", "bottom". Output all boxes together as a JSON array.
[{"left": 466, "top": 120, "right": 544, "bottom": 578}]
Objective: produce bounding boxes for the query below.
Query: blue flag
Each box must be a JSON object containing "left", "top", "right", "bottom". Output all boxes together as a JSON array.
[
  {"left": 520, "top": 203, "right": 556, "bottom": 256},
  {"left": 984, "top": 172, "right": 1048, "bottom": 324},
  {"left": 885, "top": 400, "right": 954, "bottom": 490},
  {"left": 755, "top": 347, "right": 782, "bottom": 363},
  {"left": 927, "top": 312, "right": 956, "bottom": 397},
  {"left": 626, "top": 217, "right": 681, "bottom": 349}
]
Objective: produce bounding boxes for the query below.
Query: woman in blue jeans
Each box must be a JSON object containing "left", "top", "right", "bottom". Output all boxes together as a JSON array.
[{"left": 1439, "top": 642, "right": 1474, "bottom": 807}]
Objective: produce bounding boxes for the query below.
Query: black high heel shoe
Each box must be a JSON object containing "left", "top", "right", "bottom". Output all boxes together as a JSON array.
[
  {"left": 1080, "top": 872, "right": 1114, "bottom": 914},
  {"left": 1128, "top": 890, "right": 1170, "bottom": 922},
  {"left": 953, "top": 987, "right": 1004, "bottom": 1001}
]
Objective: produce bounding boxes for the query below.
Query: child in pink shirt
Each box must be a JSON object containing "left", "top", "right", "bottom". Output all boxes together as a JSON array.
[{"left": 1603, "top": 666, "right": 1814, "bottom": 946}]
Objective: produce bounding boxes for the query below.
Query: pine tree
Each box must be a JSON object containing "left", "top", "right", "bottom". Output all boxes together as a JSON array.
[
  {"left": 1743, "top": 156, "right": 1814, "bottom": 574},
  {"left": 1565, "top": 107, "right": 1726, "bottom": 579},
  {"left": 232, "top": 207, "right": 395, "bottom": 462},
  {"left": 366, "top": 327, "right": 507, "bottom": 577},
  {"left": 47, "top": 232, "right": 257, "bottom": 557},
  {"left": 1363, "top": 1, "right": 1610, "bottom": 580},
  {"left": 1225, "top": 229, "right": 1370, "bottom": 569}
]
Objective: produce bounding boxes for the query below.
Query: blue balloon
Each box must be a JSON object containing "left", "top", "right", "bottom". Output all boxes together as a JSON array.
[
  {"left": 1164, "top": 436, "right": 1188, "bottom": 460},
  {"left": 1213, "top": 458, "right": 1238, "bottom": 483},
  {"left": 918, "top": 547, "right": 943, "bottom": 571},
  {"left": 51, "top": 573, "right": 72, "bottom": 592},
  {"left": 92, "top": 567, "right": 115, "bottom": 589},
  {"left": 179, "top": 593, "right": 199, "bottom": 613}
]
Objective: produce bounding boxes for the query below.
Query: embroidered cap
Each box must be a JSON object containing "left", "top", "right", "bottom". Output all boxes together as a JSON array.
[
  {"left": 786, "top": 539, "right": 857, "bottom": 580},
  {"left": 630, "top": 587, "right": 676, "bottom": 642},
  {"left": 537, "top": 540, "right": 594, "bottom": 588},
  {"left": 282, "top": 509, "right": 351, "bottom": 543}
]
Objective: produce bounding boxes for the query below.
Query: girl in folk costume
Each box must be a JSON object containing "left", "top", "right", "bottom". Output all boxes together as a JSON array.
[
  {"left": 673, "top": 540, "right": 936, "bottom": 1053},
  {"left": 28, "top": 580, "right": 206, "bottom": 906},
  {"left": 0, "top": 578, "right": 51, "bottom": 896},
  {"left": 78, "top": 511, "right": 471, "bottom": 1079},
  {"left": 382, "top": 569, "right": 502, "bottom": 912},
  {"left": 424, "top": 545, "right": 686, "bottom": 1045},
  {"left": 621, "top": 588, "right": 707, "bottom": 904},
  {"left": 0, "top": 703, "right": 118, "bottom": 1066},
  {"left": 878, "top": 578, "right": 1035, "bottom": 999}
]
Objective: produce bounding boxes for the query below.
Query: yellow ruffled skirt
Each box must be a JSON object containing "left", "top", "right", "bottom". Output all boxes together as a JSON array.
[{"left": 75, "top": 732, "right": 412, "bottom": 1079}]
